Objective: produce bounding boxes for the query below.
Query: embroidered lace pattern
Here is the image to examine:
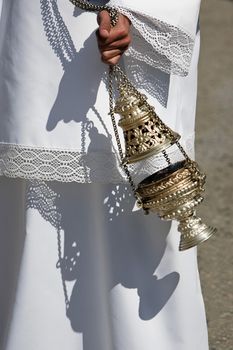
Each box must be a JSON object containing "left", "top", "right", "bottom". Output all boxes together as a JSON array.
[
  {"left": 108, "top": 3, "right": 195, "bottom": 76},
  {"left": 0, "top": 135, "right": 194, "bottom": 184},
  {"left": 0, "top": 143, "right": 123, "bottom": 183}
]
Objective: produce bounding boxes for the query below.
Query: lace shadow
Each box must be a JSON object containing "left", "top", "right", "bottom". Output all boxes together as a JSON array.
[{"left": 125, "top": 57, "right": 170, "bottom": 108}]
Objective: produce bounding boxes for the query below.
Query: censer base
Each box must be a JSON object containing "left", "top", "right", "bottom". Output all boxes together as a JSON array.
[{"left": 179, "top": 225, "right": 216, "bottom": 251}]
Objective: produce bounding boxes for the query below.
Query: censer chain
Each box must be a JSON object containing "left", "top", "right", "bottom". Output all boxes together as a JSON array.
[
  {"left": 68, "top": 0, "right": 119, "bottom": 26},
  {"left": 109, "top": 66, "right": 139, "bottom": 200}
]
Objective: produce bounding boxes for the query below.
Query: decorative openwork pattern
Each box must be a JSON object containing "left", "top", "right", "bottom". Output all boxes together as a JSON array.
[
  {"left": 124, "top": 116, "right": 173, "bottom": 160},
  {"left": 0, "top": 138, "right": 194, "bottom": 184}
]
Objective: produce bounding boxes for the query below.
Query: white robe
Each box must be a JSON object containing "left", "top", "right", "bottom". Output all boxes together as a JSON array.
[
  {"left": 0, "top": 1, "right": 209, "bottom": 349},
  {"left": 0, "top": 0, "right": 199, "bottom": 183}
]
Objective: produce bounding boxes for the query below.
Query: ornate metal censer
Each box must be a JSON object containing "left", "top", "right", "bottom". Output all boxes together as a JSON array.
[
  {"left": 69, "top": 0, "right": 216, "bottom": 250},
  {"left": 111, "top": 70, "right": 216, "bottom": 250}
]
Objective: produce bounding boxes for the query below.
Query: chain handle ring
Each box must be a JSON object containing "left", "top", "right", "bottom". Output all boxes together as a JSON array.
[{"left": 69, "top": 0, "right": 118, "bottom": 26}]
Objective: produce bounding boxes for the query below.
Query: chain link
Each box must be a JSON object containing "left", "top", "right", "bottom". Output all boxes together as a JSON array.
[
  {"left": 162, "top": 150, "right": 171, "bottom": 165},
  {"left": 108, "top": 66, "right": 138, "bottom": 198},
  {"left": 175, "top": 141, "right": 191, "bottom": 163},
  {"left": 69, "top": 0, "right": 119, "bottom": 26},
  {"left": 56, "top": 226, "right": 70, "bottom": 311}
]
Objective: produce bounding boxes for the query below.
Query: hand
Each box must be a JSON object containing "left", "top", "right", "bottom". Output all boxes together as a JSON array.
[{"left": 96, "top": 10, "right": 131, "bottom": 65}]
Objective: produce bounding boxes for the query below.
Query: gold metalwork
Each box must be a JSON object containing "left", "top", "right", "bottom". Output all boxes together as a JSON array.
[
  {"left": 110, "top": 66, "right": 216, "bottom": 250},
  {"left": 114, "top": 86, "right": 180, "bottom": 163},
  {"left": 136, "top": 161, "right": 216, "bottom": 251}
]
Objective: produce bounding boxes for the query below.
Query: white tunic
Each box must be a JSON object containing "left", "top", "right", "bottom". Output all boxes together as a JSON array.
[
  {"left": 0, "top": 0, "right": 200, "bottom": 183},
  {"left": 0, "top": 1, "right": 209, "bottom": 350}
]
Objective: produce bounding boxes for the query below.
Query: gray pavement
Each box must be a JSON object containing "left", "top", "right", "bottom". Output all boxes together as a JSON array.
[{"left": 196, "top": 0, "right": 233, "bottom": 349}]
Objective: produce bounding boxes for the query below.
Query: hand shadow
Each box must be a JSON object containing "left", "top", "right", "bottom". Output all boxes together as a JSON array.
[{"left": 46, "top": 32, "right": 106, "bottom": 131}]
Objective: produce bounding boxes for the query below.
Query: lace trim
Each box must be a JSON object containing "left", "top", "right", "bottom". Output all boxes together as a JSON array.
[
  {"left": 0, "top": 143, "right": 124, "bottom": 183},
  {"left": 110, "top": 5, "right": 195, "bottom": 76},
  {"left": 0, "top": 136, "right": 194, "bottom": 183}
]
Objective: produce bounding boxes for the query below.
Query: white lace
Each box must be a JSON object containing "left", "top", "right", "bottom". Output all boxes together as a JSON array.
[
  {"left": 0, "top": 136, "right": 194, "bottom": 184},
  {"left": 110, "top": 5, "right": 195, "bottom": 76}
]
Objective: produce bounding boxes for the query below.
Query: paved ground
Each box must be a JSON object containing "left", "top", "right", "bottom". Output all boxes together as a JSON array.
[{"left": 196, "top": 0, "right": 233, "bottom": 349}]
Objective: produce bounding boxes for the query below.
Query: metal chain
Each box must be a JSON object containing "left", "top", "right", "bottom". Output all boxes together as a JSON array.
[
  {"left": 68, "top": 0, "right": 119, "bottom": 26},
  {"left": 175, "top": 141, "right": 191, "bottom": 163},
  {"left": 108, "top": 66, "right": 138, "bottom": 199},
  {"left": 56, "top": 226, "right": 70, "bottom": 312},
  {"left": 162, "top": 150, "right": 171, "bottom": 165}
]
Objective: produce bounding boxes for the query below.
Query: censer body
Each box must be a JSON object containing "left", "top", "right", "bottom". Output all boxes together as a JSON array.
[
  {"left": 136, "top": 160, "right": 215, "bottom": 250},
  {"left": 114, "top": 82, "right": 216, "bottom": 251}
]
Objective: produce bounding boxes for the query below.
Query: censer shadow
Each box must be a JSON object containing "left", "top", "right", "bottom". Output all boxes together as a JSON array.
[{"left": 36, "top": 180, "right": 179, "bottom": 350}]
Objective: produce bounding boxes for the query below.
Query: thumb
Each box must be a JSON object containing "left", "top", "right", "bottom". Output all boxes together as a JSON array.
[{"left": 97, "top": 10, "right": 111, "bottom": 39}]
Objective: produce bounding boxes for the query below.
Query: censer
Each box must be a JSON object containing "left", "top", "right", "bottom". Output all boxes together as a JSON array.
[{"left": 69, "top": 0, "right": 216, "bottom": 250}]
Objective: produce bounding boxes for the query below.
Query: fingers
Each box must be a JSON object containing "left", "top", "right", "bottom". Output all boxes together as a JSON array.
[
  {"left": 97, "top": 36, "right": 131, "bottom": 51},
  {"left": 96, "top": 12, "right": 131, "bottom": 65},
  {"left": 98, "top": 14, "right": 131, "bottom": 45},
  {"left": 101, "top": 48, "right": 124, "bottom": 64},
  {"left": 97, "top": 10, "right": 111, "bottom": 40},
  {"left": 100, "top": 44, "right": 130, "bottom": 64},
  {"left": 107, "top": 55, "right": 121, "bottom": 65}
]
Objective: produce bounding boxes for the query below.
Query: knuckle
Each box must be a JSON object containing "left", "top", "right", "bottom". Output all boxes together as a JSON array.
[
  {"left": 102, "top": 52, "right": 108, "bottom": 60},
  {"left": 118, "top": 28, "right": 127, "bottom": 37},
  {"left": 111, "top": 56, "right": 120, "bottom": 65}
]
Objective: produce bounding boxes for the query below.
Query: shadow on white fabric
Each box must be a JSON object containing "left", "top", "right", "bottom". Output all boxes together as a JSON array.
[{"left": 24, "top": 179, "right": 179, "bottom": 349}]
